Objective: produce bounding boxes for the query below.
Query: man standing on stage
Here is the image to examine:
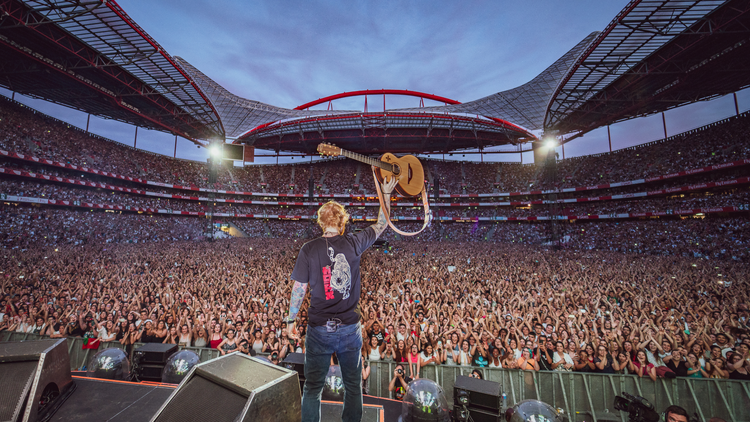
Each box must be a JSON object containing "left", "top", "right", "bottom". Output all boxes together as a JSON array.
[{"left": 286, "top": 173, "right": 397, "bottom": 422}]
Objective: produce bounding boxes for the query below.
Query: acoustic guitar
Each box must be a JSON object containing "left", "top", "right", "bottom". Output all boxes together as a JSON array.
[{"left": 317, "top": 143, "right": 425, "bottom": 197}]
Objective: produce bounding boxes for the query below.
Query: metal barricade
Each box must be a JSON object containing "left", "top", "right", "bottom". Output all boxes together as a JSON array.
[{"left": 364, "top": 361, "right": 750, "bottom": 422}]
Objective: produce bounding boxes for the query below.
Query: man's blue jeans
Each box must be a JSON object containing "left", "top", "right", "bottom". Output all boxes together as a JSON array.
[{"left": 302, "top": 322, "right": 363, "bottom": 422}]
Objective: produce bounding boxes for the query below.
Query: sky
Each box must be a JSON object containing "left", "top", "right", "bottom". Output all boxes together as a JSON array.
[{"left": 1, "top": 0, "right": 748, "bottom": 165}]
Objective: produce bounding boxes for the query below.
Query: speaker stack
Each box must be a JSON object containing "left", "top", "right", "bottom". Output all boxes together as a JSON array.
[
  {"left": 281, "top": 352, "right": 306, "bottom": 392},
  {"left": 150, "top": 352, "right": 301, "bottom": 422},
  {"left": 453, "top": 375, "right": 504, "bottom": 422},
  {"left": 134, "top": 343, "right": 178, "bottom": 382},
  {"left": 0, "top": 339, "right": 73, "bottom": 422}
]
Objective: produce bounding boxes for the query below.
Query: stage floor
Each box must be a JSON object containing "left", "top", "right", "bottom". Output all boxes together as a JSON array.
[{"left": 50, "top": 376, "right": 400, "bottom": 421}]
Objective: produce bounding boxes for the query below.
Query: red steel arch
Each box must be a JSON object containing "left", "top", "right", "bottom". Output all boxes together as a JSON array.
[{"left": 293, "top": 89, "right": 461, "bottom": 110}]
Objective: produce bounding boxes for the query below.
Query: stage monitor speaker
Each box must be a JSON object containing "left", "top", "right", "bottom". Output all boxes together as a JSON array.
[
  {"left": 453, "top": 405, "right": 503, "bottom": 422},
  {"left": 0, "top": 339, "right": 73, "bottom": 422},
  {"left": 139, "top": 364, "right": 166, "bottom": 382},
  {"left": 281, "top": 352, "right": 306, "bottom": 394},
  {"left": 453, "top": 375, "right": 502, "bottom": 412},
  {"left": 281, "top": 352, "right": 305, "bottom": 374},
  {"left": 135, "top": 343, "right": 178, "bottom": 365},
  {"left": 150, "top": 353, "right": 300, "bottom": 422}
]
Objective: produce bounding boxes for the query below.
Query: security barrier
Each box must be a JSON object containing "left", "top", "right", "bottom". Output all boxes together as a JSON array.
[
  {"left": 365, "top": 361, "right": 750, "bottom": 422},
  {"left": 3, "top": 332, "right": 749, "bottom": 421}
]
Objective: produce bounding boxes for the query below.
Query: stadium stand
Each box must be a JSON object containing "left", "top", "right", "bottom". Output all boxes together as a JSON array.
[{"left": 1, "top": 96, "right": 749, "bottom": 392}]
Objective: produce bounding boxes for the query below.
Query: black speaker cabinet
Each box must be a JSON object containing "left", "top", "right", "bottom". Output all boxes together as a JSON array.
[
  {"left": 150, "top": 353, "right": 301, "bottom": 422},
  {"left": 281, "top": 352, "right": 305, "bottom": 378},
  {"left": 453, "top": 375, "right": 503, "bottom": 412},
  {"left": 0, "top": 339, "right": 73, "bottom": 422},
  {"left": 135, "top": 343, "right": 178, "bottom": 365},
  {"left": 139, "top": 363, "right": 166, "bottom": 382}
]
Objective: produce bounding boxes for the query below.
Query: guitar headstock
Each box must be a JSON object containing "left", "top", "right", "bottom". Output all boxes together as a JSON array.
[{"left": 317, "top": 143, "right": 342, "bottom": 157}]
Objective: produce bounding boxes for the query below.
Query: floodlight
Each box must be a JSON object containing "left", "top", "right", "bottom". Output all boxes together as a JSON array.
[
  {"left": 209, "top": 144, "right": 222, "bottom": 158},
  {"left": 545, "top": 139, "right": 557, "bottom": 149}
]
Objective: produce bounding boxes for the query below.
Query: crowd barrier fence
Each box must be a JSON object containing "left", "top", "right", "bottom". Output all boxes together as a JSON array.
[{"left": 3, "top": 331, "right": 749, "bottom": 421}]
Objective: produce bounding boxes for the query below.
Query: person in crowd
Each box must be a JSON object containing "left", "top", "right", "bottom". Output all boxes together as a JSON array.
[
  {"left": 551, "top": 341, "right": 574, "bottom": 371},
  {"left": 363, "top": 335, "right": 386, "bottom": 362},
  {"left": 407, "top": 344, "right": 421, "bottom": 379},
  {"left": 663, "top": 405, "right": 690, "bottom": 422},
  {"left": 686, "top": 352, "right": 709, "bottom": 378},
  {"left": 632, "top": 350, "right": 657, "bottom": 381},
  {"left": 517, "top": 348, "right": 539, "bottom": 371},
  {"left": 361, "top": 356, "right": 371, "bottom": 396},
  {"left": 727, "top": 352, "right": 750, "bottom": 380},
  {"left": 388, "top": 364, "right": 412, "bottom": 401},
  {"left": 217, "top": 328, "right": 238, "bottom": 356},
  {"left": 419, "top": 343, "right": 441, "bottom": 369}
]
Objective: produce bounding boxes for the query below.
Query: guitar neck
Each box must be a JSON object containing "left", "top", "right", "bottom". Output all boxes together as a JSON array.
[{"left": 339, "top": 149, "right": 396, "bottom": 174}]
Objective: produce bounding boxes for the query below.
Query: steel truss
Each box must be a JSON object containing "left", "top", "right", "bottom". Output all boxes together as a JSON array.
[
  {"left": 0, "top": 0, "right": 223, "bottom": 141},
  {"left": 546, "top": 0, "right": 750, "bottom": 135}
]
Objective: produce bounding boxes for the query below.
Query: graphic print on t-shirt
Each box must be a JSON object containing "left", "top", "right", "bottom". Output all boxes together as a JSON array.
[{"left": 327, "top": 246, "right": 352, "bottom": 299}]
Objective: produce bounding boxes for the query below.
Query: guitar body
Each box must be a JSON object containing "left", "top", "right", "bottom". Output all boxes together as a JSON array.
[{"left": 374, "top": 153, "right": 425, "bottom": 197}]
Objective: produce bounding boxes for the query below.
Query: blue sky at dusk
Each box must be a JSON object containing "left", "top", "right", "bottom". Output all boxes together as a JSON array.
[{"left": 1, "top": 0, "right": 748, "bottom": 164}]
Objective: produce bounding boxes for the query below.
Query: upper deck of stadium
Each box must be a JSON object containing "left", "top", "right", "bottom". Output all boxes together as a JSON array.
[{"left": 0, "top": 0, "right": 749, "bottom": 155}]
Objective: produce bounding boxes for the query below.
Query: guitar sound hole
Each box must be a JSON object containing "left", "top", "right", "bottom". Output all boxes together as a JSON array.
[{"left": 392, "top": 164, "right": 401, "bottom": 175}]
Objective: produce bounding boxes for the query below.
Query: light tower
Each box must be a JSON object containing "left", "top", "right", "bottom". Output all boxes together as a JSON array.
[
  {"left": 205, "top": 142, "right": 223, "bottom": 241},
  {"left": 540, "top": 134, "right": 562, "bottom": 249}
]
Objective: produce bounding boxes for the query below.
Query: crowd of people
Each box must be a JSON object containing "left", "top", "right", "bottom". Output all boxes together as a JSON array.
[
  {"left": 1, "top": 162, "right": 746, "bottom": 222},
  {"left": 0, "top": 207, "right": 204, "bottom": 248},
  {"left": 2, "top": 97, "right": 750, "bottom": 386},
  {"left": 2, "top": 96, "right": 749, "bottom": 196},
  {"left": 1, "top": 238, "right": 748, "bottom": 386}
]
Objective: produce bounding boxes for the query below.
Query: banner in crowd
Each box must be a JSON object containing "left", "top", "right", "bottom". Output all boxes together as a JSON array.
[
  {"left": 2, "top": 149, "right": 748, "bottom": 199},
  {"left": 0, "top": 193, "right": 744, "bottom": 222},
  {"left": 2, "top": 166, "right": 749, "bottom": 209}
]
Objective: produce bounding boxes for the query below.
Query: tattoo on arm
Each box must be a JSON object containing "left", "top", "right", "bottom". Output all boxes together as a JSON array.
[
  {"left": 373, "top": 208, "right": 388, "bottom": 237},
  {"left": 372, "top": 193, "right": 391, "bottom": 237},
  {"left": 288, "top": 281, "right": 308, "bottom": 319}
]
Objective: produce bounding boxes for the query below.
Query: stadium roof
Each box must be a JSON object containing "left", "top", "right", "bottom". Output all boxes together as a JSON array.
[
  {"left": 0, "top": 0, "right": 223, "bottom": 143},
  {"left": 1, "top": 0, "right": 749, "bottom": 153},
  {"left": 546, "top": 0, "right": 750, "bottom": 138},
  {"left": 387, "top": 32, "right": 600, "bottom": 133},
  {"left": 159, "top": 0, "right": 750, "bottom": 151},
  {"left": 174, "top": 57, "right": 351, "bottom": 139},
  {"left": 176, "top": 59, "right": 537, "bottom": 154},
  {"left": 235, "top": 111, "right": 535, "bottom": 155}
]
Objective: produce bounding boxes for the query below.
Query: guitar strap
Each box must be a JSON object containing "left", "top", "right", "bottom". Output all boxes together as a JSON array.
[{"left": 371, "top": 167, "right": 432, "bottom": 237}]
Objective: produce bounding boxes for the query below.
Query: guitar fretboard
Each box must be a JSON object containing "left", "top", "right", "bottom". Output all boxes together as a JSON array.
[{"left": 339, "top": 149, "right": 398, "bottom": 174}]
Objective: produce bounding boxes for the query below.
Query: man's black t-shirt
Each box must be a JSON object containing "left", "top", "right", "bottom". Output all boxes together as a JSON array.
[{"left": 291, "top": 228, "right": 377, "bottom": 327}]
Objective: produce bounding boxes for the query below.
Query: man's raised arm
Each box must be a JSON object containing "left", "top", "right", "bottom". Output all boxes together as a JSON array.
[{"left": 371, "top": 174, "right": 398, "bottom": 238}]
